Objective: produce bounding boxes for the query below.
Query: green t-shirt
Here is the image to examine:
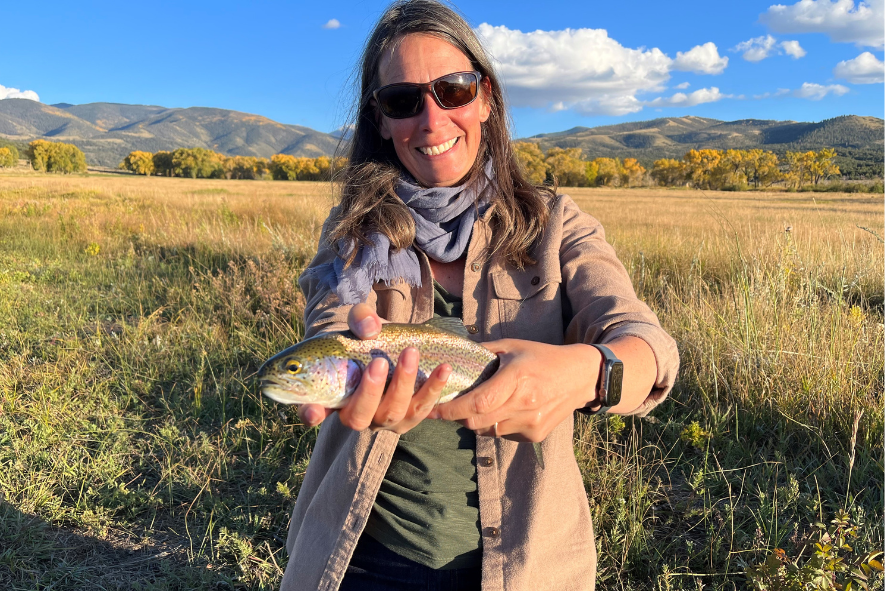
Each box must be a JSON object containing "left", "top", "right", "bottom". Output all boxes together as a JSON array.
[{"left": 362, "top": 281, "right": 482, "bottom": 570}]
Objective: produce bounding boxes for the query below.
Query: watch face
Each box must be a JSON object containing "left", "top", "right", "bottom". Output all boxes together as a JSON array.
[{"left": 607, "top": 361, "right": 624, "bottom": 406}]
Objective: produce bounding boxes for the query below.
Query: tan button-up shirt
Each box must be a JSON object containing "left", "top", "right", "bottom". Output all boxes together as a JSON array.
[{"left": 279, "top": 194, "right": 679, "bottom": 591}]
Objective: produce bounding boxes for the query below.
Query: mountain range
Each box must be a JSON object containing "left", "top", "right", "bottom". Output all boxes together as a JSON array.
[
  {"left": 0, "top": 99, "right": 342, "bottom": 167},
  {"left": 0, "top": 99, "right": 882, "bottom": 175}
]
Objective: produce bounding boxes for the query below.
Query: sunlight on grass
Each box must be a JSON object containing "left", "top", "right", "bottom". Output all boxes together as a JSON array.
[{"left": 0, "top": 175, "right": 881, "bottom": 590}]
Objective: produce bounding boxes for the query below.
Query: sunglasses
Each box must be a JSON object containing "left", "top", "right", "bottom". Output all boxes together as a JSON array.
[{"left": 373, "top": 71, "right": 482, "bottom": 119}]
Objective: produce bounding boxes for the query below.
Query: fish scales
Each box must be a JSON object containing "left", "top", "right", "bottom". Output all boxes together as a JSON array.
[
  {"left": 258, "top": 319, "right": 544, "bottom": 469},
  {"left": 258, "top": 319, "right": 499, "bottom": 408}
]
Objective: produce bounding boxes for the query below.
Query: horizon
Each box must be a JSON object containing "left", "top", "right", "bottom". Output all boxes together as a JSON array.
[{"left": 2, "top": 0, "right": 884, "bottom": 137}]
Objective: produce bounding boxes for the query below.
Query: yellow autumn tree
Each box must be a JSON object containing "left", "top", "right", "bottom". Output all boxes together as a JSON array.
[
  {"left": 545, "top": 147, "right": 587, "bottom": 186},
  {"left": 650, "top": 159, "right": 686, "bottom": 187},
  {"left": 619, "top": 158, "right": 646, "bottom": 187},
  {"left": 513, "top": 142, "right": 548, "bottom": 185},
  {"left": 27, "top": 140, "right": 87, "bottom": 173},
  {"left": 683, "top": 149, "right": 725, "bottom": 190},
  {"left": 592, "top": 158, "right": 621, "bottom": 187},
  {"left": 739, "top": 149, "right": 781, "bottom": 188},
  {"left": 0, "top": 146, "right": 17, "bottom": 168},
  {"left": 121, "top": 151, "right": 155, "bottom": 175}
]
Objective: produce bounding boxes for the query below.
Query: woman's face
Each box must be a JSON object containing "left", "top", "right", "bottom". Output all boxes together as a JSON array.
[{"left": 377, "top": 34, "right": 491, "bottom": 188}]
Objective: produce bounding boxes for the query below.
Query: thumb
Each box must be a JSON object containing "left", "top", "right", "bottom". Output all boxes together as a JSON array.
[{"left": 348, "top": 303, "right": 382, "bottom": 339}]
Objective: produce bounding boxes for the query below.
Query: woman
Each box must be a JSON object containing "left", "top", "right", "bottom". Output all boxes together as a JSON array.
[{"left": 279, "top": 1, "right": 679, "bottom": 590}]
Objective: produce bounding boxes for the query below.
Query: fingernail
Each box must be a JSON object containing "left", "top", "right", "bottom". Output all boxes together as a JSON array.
[
  {"left": 401, "top": 347, "right": 418, "bottom": 371},
  {"left": 302, "top": 408, "right": 318, "bottom": 426},
  {"left": 438, "top": 365, "right": 451, "bottom": 382},
  {"left": 368, "top": 358, "right": 388, "bottom": 381},
  {"left": 356, "top": 316, "right": 379, "bottom": 338},
  {"left": 427, "top": 409, "right": 441, "bottom": 420}
]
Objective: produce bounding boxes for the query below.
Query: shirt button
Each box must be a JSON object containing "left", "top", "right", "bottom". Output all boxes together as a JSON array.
[
  {"left": 471, "top": 262, "right": 481, "bottom": 272},
  {"left": 478, "top": 456, "right": 493, "bottom": 467},
  {"left": 466, "top": 325, "right": 479, "bottom": 334},
  {"left": 484, "top": 527, "right": 500, "bottom": 538},
  {"left": 530, "top": 276, "right": 540, "bottom": 285}
]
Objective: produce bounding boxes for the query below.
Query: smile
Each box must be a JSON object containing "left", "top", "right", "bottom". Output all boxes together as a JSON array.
[{"left": 417, "top": 137, "right": 458, "bottom": 156}]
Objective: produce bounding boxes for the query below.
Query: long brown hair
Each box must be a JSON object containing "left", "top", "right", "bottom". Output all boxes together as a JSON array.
[{"left": 331, "top": 0, "right": 553, "bottom": 269}]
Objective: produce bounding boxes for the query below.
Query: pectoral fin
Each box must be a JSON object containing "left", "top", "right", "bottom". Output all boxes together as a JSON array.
[{"left": 532, "top": 442, "right": 545, "bottom": 470}]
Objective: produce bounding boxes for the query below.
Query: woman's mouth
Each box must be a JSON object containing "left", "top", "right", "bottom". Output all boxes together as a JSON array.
[{"left": 417, "top": 137, "right": 458, "bottom": 156}]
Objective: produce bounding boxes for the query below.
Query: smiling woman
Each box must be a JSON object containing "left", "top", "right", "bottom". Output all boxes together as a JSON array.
[{"left": 277, "top": 1, "right": 679, "bottom": 591}]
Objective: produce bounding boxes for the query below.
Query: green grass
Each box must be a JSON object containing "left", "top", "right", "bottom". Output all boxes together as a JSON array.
[{"left": 0, "top": 175, "right": 882, "bottom": 590}]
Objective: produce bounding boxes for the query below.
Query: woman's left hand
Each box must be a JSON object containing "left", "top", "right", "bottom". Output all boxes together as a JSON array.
[{"left": 429, "top": 339, "right": 601, "bottom": 442}]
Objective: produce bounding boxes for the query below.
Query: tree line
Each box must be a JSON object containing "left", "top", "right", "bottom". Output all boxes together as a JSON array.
[
  {"left": 121, "top": 148, "right": 348, "bottom": 181},
  {"left": 514, "top": 142, "right": 849, "bottom": 190},
  {"left": 4, "top": 140, "right": 862, "bottom": 192}
]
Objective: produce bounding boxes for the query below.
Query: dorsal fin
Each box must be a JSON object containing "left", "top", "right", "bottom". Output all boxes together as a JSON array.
[{"left": 423, "top": 317, "right": 471, "bottom": 338}]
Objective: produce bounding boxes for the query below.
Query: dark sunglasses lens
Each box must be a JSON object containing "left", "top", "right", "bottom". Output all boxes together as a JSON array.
[
  {"left": 433, "top": 73, "right": 477, "bottom": 108},
  {"left": 378, "top": 86, "right": 422, "bottom": 118}
]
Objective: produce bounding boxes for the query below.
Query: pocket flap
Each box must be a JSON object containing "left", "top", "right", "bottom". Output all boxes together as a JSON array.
[{"left": 491, "top": 268, "right": 561, "bottom": 300}]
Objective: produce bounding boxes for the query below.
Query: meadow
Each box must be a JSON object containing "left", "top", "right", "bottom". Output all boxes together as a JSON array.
[{"left": 0, "top": 172, "right": 882, "bottom": 590}]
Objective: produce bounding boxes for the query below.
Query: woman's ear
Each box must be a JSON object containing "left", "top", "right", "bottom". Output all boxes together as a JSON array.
[{"left": 479, "top": 77, "right": 492, "bottom": 123}]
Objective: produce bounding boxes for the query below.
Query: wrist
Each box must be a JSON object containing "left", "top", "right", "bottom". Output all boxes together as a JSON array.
[{"left": 565, "top": 343, "right": 603, "bottom": 412}]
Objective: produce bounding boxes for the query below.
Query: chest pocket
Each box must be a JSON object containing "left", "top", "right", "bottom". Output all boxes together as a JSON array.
[
  {"left": 490, "top": 268, "right": 564, "bottom": 344},
  {"left": 373, "top": 281, "right": 414, "bottom": 323}
]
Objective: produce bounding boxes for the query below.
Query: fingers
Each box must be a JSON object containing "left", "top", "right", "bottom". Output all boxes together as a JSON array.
[
  {"left": 430, "top": 376, "right": 509, "bottom": 428},
  {"left": 338, "top": 357, "right": 388, "bottom": 430},
  {"left": 371, "top": 347, "right": 419, "bottom": 429},
  {"left": 297, "top": 404, "right": 335, "bottom": 428},
  {"left": 348, "top": 303, "right": 382, "bottom": 339},
  {"left": 387, "top": 363, "right": 452, "bottom": 434}
]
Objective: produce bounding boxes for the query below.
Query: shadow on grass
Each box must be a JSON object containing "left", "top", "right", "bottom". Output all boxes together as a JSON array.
[{"left": 0, "top": 500, "right": 236, "bottom": 591}]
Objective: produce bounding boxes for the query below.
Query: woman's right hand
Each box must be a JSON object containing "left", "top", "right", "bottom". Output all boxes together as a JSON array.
[{"left": 296, "top": 303, "right": 451, "bottom": 433}]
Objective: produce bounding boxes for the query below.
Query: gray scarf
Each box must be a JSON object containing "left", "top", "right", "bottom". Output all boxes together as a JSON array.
[{"left": 314, "top": 160, "right": 493, "bottom": 305}]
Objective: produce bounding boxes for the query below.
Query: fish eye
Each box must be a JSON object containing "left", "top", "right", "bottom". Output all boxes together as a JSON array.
[{"left": 285, "top": 360, "right": 302, "bottom": 374}]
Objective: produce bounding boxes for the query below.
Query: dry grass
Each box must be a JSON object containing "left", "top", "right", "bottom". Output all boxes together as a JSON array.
[{"left": 0, "top": 174, "right": 882, "bottom": 590}]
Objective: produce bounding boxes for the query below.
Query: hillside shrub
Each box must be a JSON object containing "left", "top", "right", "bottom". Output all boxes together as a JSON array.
[{"left": 27, "top": 140, "right": 87, "bottom": 173}]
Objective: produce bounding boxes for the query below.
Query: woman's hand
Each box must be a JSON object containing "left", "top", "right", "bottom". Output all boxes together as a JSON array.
[
  {"left": 429, "top": 339, "right": 601, "bottom": 442},
  {"left": 430, "top": 336, "right": 657, "bottom": 439},
  {"left": 296, "top": 303, "right": 451, "bottom": 433}
]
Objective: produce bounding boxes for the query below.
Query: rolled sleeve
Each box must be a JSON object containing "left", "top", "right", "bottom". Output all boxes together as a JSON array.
[{"left": 557, "top": 194, "right": 679, "bottom": 416}]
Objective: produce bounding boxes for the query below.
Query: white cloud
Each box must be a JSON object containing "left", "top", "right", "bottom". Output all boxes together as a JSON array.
[
  {"left": 0, "top": 84, "right": 39, "bottom": 101},
  {"left": 776, "top": 87, "right": 792, "bottom": 95},
  {"left": 322, "top": 18, "right": 341, "bottom": 29},
  {"left": 675, "top": 82, "right": 691, "bottom": 89},
  {"left": 833, "top": 51, "right": 885, "bottom": 82},
  {"left": 761, "top": 0, "right": 884, "bottom": 48},
  {"left": 794, "top": 81, "right": 851, "bottom": 99},
  {"left": 734, "top": 35, "right": 778, "bottom": 61},
  {"left": 780, "top": 40, "right": 807, "bottom": 57},
  {"left": 732, "top": 35, "right": 807, "bottom": 60},
  {"left": 673, "top": 42, "right": 729, "bottom": 74},
  {"left": 646, "top": 87, "right": 732, "bottom": 107},
  {"left": 475, "top": 23, "right": 727, "bottom": 116}
]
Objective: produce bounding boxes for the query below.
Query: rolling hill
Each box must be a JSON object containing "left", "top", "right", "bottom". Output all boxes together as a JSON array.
[
  {"left": 0, "top": 100, "right": 342, "bottom": 167},
  {"left": 0, "top": 99, "right": 881, "bottom": 177},
  {"left": 524, "top": 115, "right": 884, "bottom": 177}
]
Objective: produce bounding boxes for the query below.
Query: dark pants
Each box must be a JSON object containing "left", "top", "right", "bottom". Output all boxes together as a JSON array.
[{"left": 338, "top": 535, "right": 482, "bottom": 591}]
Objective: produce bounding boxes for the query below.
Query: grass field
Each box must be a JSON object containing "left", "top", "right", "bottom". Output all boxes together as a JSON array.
[{"left": 0, "top": 172, "right": 882, "bottom": 590}]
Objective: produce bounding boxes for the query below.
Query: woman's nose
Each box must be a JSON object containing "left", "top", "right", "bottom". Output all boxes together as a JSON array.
[{"left": 416, "top": 90, "right": 449, "bottom": 130}]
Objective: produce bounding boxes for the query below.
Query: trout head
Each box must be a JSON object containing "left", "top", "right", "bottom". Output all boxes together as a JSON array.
[{"left": 257, "top": 335, "right": 362, "bottom": 408}]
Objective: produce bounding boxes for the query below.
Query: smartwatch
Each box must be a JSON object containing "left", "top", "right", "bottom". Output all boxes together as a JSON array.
[{"left": 581, "top": 344, "right": 623, "bottom": 415}]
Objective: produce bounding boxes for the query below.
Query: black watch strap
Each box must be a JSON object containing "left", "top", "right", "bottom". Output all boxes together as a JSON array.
[{"left": 579, "top": 344, "right": 621, "bottom": 415}]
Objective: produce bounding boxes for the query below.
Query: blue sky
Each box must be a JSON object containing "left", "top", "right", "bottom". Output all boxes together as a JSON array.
[{"left": 2, "top": 0, "right": 883, "bottom": 137}]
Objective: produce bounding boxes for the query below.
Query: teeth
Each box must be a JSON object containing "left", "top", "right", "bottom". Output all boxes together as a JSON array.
[{"left": 418, "top": 137, "right": 457, "bottom": 156}]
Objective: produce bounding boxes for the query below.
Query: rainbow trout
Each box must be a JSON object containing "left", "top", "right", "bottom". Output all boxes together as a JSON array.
[{"left": 258, "top": 317, "right": 544, "bottom": 468}]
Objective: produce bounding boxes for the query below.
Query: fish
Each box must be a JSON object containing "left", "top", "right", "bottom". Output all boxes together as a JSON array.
[{"left": 258, "top": 317, "right": 544, "bottom": 468}]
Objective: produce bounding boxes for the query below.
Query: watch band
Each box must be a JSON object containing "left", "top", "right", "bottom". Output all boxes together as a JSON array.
[{"left": 579, "top": 344, "right": 621, "bottom": 415}]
